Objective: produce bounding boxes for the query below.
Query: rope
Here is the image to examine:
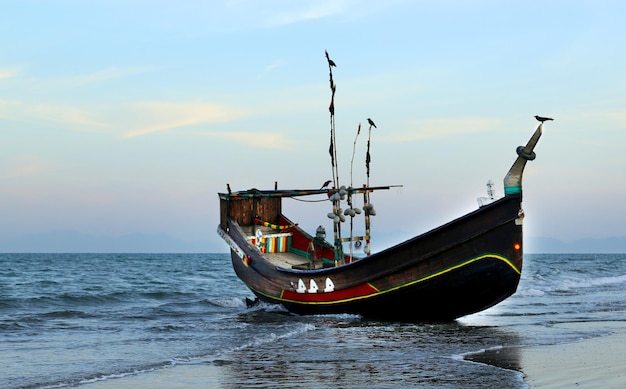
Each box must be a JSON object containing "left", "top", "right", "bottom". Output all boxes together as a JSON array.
[{"left": 289, "top": 197, "right": 329, "bottom": 203}]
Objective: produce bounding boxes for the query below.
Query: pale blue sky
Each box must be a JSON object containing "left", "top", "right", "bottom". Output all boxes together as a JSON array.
[{"left": 2, "top": 1, "right": 626, "bottom": 252}]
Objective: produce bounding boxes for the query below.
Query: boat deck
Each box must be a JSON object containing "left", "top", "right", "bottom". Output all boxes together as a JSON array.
[
  {"left": 265, "top": 251, "right": 314, "bottom": 269},
  {"left": 240, "top": 225, "right": 318, "bottom": 270}
]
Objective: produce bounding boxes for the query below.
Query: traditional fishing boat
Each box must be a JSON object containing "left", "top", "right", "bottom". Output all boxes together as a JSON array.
[{"left": 217, "top": 52, "right": 548, "bottom": 321}]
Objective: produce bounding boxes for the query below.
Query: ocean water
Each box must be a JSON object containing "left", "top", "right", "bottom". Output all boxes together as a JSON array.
[{"left": 1, "top": 253, "right": 625, "bottom": 388}]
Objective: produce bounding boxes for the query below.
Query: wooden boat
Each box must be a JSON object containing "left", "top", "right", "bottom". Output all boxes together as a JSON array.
[{"left": 217, "top": 53, "right": 547, "bottom": 321}]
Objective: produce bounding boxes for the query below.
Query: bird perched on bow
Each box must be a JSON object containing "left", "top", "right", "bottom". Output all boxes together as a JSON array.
[
  {"left": 325, "top": 50, "right": 336, "bottom": 67},
  {"left": 320, "top": 180, "right": 332, "bottom": 190},
  {"left": 534, "top": 115, "right": 554, "bottom": 123},
  {"left": 367, "top": 118, "right": 377, "bottom": 128}
]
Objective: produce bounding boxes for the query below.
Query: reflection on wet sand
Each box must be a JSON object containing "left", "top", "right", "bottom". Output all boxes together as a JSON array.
[{"left": 216, "top": 318, "right": 525, "bottom": 389}]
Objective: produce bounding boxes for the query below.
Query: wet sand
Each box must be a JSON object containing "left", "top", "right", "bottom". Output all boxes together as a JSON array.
[
  {"left": 467, "top": 321, "right": 626, "bottom": 388},
  {"left": 522, "top": 331, "right": 626, "bottom": 387},
  {"left": 81, "top": 363, "right": 222, "bottom": 389},
  {"left": 83, "top": 321, "right": 626, "bottom": 388}
]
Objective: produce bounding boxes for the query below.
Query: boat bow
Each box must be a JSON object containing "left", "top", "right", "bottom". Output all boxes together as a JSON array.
[{"left": 503, "top": 123, "right": 544, "bottom": 195}]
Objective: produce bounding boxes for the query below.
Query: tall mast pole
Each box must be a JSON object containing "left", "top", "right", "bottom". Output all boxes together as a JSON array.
[{"left": 325, "top": 50, "right": 343, "bottom": 264}]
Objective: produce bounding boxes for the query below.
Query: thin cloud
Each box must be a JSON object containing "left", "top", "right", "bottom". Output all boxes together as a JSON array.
[
  {"left": 262, "top": 0, "right": 402, "bottom": 27},
  {"left": 267, "top": 1, "right": 349, "bottom": 25},
  {"left": 201, "top": 130, "right": 300, "bottom": 150},
  {"left": 26, "top": 103, "right": 110, "bottom": 129},
  {"left": 0, "top": 99, "right": 20, "bottom": 118},
  {"left": 0, "top": 68, "right": 19, "bottom": 80},
  {"left": 0, "top": 99, "right": 109, "bottom": 129},
  {"left": 122, "top": 101, "right": 247, "bottom": 138},
  {"left": 262, "top": 59, "right": 286, "bottom": 74},
  {"left": 2, "top": 99, "right": 248, "bottom": 137},
  {"left": 69, "top": 66, "right": 151, "bottom": 86},
  {"left": 384, "top": 117, "right": 503, "bottom": 142},
  {"left": 0, "top": 157, "right": 51, "bottom": 179}
]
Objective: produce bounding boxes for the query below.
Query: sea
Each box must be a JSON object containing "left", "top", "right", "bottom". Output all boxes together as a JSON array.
[{"left": 1, "top": 253, "right": 625, "bottom": 389}]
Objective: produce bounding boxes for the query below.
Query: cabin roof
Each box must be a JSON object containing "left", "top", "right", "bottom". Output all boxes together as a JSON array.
[{"left": 218, "top": 185, "right": 401, "bottom": 200}]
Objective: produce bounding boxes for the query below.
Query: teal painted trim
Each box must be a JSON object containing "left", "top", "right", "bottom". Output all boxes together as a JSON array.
[
  {"left": 288, "top": 246, "right": 310, "bottom": 259},
  {"left": 504, "top": 186, "right": 521, "bottom": 195}
]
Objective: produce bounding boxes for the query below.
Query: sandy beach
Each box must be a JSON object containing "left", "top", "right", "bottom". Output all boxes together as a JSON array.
[
  {"left": 522, "top": 324, "right": 626, "bottom": 388},
  {"left": 468, "top": 321, "right": 626, "bottom": 388}
]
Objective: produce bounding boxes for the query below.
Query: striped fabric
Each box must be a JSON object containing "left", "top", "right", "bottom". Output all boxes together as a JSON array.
[{"left": 248, "top": 233, "right": 292, "bottom": 253}]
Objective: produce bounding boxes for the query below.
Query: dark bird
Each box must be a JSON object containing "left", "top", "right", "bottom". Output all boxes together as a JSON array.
[
  {"left": 320, "top": 180, "right": 332, "bottom": 190},
  {"left": 367, "top": 118, "right": 377, "bottom": 128},
  {"left": 534, "top": 115, "right": 554, "bottom": 123},
  {"left": 325, "top": 50, "right": 337, "bottom": 67}
]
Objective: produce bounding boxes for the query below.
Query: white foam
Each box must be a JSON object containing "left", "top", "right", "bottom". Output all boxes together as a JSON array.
[
  {"left": 520, "top": 273, "right": 626, "bottom": 295},
  {"left": 560, "top": 274, "right": 626, "bottom": 290},
  {"left": 209, "top": 297, "right": 247, "bottom": 308},
  {"left": 516, "top": 288, "right": 546, "bottom": 297},
  {"left": 455, "top": 344, "right": 504, "bottom": 361},
  {"left": 74, "top": 363, "right": 173, "bottom": 386}
]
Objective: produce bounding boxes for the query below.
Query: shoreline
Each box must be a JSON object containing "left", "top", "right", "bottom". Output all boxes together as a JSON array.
[{"left": 465, "top": 321, "right": 626, "bottom": 388}]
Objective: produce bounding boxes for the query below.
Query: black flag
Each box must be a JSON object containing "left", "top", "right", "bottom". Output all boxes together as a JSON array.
[
  {"left": 366, "top": 140, "right": 371, "bottom": 177},
  {"left": 329, "top": 133, "right": 335, "bottom": 167}
]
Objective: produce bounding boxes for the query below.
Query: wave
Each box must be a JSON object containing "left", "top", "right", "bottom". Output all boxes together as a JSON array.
[
  {"left": 513, "top": 287, "right": 546, "bottom": 297},
  {"left": 205, "top": 297, "right": 247, "bottom": 308},
  {"left": 36, "top": 361, "right": 179, "bottom": 389},
  {"left": 33, "top": 323, "right": 318, "bottom": 388},
  {"left": 557, "top": 274, "right": 626, "bottom": 290},
  {"left": 222, "top": 322, "right": 316, "bottom": 355},
  {"left": 518, "top": 273, "right": 626, "bottom": 296},
  {"left": 4, "top": 290, "right": 208, "bottom": 311},
  {"left": 148, "top": 323, "right": 198, "bottom": 332}
]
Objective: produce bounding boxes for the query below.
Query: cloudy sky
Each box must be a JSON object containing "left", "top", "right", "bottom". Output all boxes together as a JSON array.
[{"left": 2, "top": 1, "right": 625, "bottom": 252}]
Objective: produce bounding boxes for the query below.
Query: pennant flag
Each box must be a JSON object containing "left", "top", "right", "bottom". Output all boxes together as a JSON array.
[
  {"left": 366, "top": 140, "right": 371, "bottom": 176},
  {"left": 329, "top": 134, "right": 335, "bottom": 167}
]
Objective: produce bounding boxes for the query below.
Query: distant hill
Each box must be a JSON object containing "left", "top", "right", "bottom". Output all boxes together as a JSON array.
[
  {"left": 0, "top": 231, "right": 214, "bottom": 253},
  {"left": 2, "top": 230, "right": 626, "bottom": 254},
  {"left": 526, "top": 236, "right": 626, "bottom": 254}
]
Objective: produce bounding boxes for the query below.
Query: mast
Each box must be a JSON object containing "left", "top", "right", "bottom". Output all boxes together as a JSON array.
[
  {"left": 322, "top": 51, "right": 392, "bottom": 262},
  {"left": 325, "top": 50, "right": 344, "bottom": 264},
  {"left": 348, "top": 123, "right": 361, "bottom": 260},
  {"left": 362, "top": 119, "right": 377, "bottom": 256}
]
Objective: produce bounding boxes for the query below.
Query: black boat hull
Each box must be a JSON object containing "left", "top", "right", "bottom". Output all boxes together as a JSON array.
[{"left": 226, "top": 193, "right": 524, "bottom": 321}]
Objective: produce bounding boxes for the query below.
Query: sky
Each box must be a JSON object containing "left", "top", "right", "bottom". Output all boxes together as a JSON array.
[{"left": 2, "top": 0, "right": 626, "bottom": 253}]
